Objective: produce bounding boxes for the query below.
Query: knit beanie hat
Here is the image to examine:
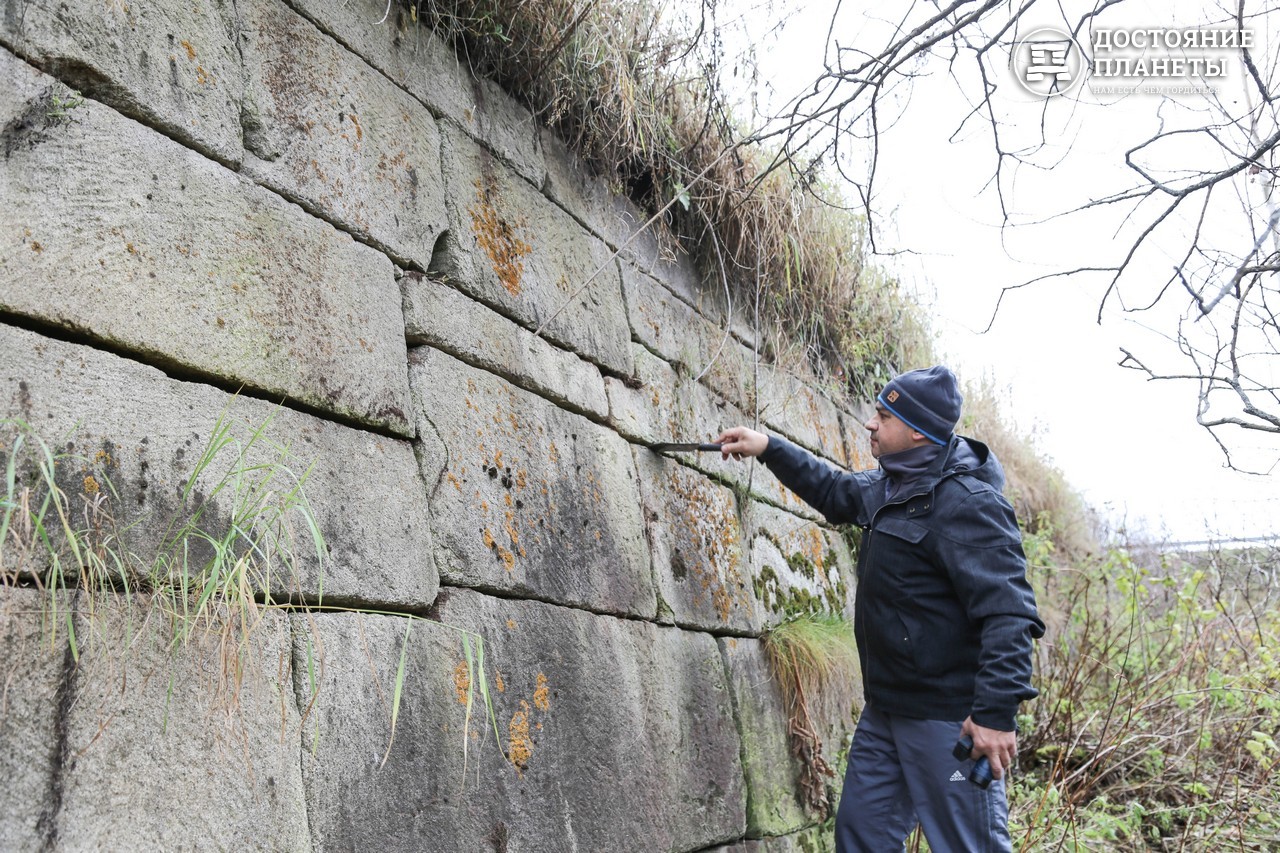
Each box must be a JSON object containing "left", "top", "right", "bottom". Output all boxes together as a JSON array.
[{"left": 876, "top": 366, "right": 963, "bottom": 446}]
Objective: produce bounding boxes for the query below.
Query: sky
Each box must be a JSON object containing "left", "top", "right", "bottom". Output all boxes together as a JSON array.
[{"left": 715, "top": 0, "right": 1279, "bottom": 543}]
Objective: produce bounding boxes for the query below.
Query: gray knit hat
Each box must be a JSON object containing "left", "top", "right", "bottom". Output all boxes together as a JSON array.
[{"left": 876, "top": 366, "right": 963, "bottom": 445}]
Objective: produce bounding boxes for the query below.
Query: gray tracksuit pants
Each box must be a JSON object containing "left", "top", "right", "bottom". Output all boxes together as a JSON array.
[{"left": 835, "top": 705, "right": 1013, "bottom": 853}]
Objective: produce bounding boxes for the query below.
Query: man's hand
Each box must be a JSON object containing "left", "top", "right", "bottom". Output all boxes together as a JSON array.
[
  {"left": 716, "top": 426, "right": 769, "bottom": 460},
  {"left": 961, "top": 717, "right": 1017, "bottom": 780}
]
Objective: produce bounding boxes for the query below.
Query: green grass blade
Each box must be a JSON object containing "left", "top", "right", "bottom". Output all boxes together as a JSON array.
[{"left": 380, "top": 618, "right": 414, "bottom": 769}]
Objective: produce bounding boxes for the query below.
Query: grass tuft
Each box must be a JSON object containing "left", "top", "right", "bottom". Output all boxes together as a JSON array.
[{"left": 763, "top": 611, "right": 859, "bottom": 817}]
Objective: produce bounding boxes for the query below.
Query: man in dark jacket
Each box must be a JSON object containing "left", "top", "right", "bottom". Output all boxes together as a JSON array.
[{"left": 718, "top": 365, "right": 1044, "bottom": 853}]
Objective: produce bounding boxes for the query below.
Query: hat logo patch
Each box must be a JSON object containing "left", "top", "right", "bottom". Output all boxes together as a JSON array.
[{"left": 886, "top": 390, "right": 899, "bottom": 403}]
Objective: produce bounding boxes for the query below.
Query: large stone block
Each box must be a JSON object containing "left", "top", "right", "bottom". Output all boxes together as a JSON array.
[
  {"left": 634, "top": 449, "right": 753, "bottom": 632},
  {"left": 0, "top": 0, "right": 245, "bottom": 166},
  {"left": 0, "top": 324, "right": 438, "bottom": 610},
  {"left": 401, "top": 270, "right": 608, "bottom": 420},
  {"left": 744, "top": 500, "right": 855, "bottom": 629},
  {"left": 409, "top": 347, "right": 653, "bottom": 618},
  {"left": 51, "top": 598, "right": 309, "bottom": 850},
  {"left": 284, "top": 0, "right": 547, "bottom": 187},
  {"left": 756, "top": 364, "right": 854, "bottom": 469},
  {"left": 0, "top": 49, "right": 412, "bottom": 436},
  {"left": 237, "top": 0, "right": 447, "bottom": 270},
  {"left": 719, "top": 637, "right": 809, "bottom": 836},
  {"left": 840, "top": 400, "right": 876, "bottom": 474},
  {"left": 0, "top": 586, "right": 64, "bottom": 851},
  {"left": 433, "top": 122, "right": 632, "bottom": 376},
  {"left": 296, "top": 588, "right": 746, "bottom": 851},
  {"left": 621, "top": 262, "right": 755, "bottom": 408}
]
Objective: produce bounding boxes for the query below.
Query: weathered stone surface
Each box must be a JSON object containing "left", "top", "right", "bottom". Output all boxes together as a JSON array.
[
  {"left": 401, "top": 270, "right": 608, "bottom": 420},
  {"left": 634, "top": 449, "right": 753, "bottom": 632},
  {"left": 538, "top": 127, "right": 626, "bottom": 245},
  {"left": 0, "top": 0, "right": 245, "bottom": 166},
  {"left": 238, "top": 0, "right": 447, "bottom": 270},
  {"left": 0, "top": 324, "right": 438, "bottom": 610},
  {"left": 606, "top": 344, "right": 822, "bottom": 521},
  {"left": 409, "top": 347, "right": 653, "bottom": 618},
  {"left": 743, "top": 500, "right": 856, "bottom": 629},
  {"left": 53, "top": 599, "right": 309, "bottom": 850},
  {"left": 285, "top": 0, "right": 547, "bottom": 187},
  {"left": 0, "top": 586, "right": 63, "bottom": 851},
  {"left": 0, "top": 51, "right": 413, "bottom": 436},
  {"left": 296, "top": 588, "right": 746, "bottom": 852},
  {"left": 628, "top": 243, "right": 760, "bottom": 350},
  {"left": 719, "top": 637, "right": 809, "bottom": 836},
  {"left": 433, "top": 121, "right": 632, "bottom": 376},
  {"left": 623, "top": 266, "right": 852, "bottom": 467},
  {"left": 622, "top": 262, "right": 756, "bottom": 408},
  {"left": 756, "top": 364, "right": 854, "bottom": 469}
]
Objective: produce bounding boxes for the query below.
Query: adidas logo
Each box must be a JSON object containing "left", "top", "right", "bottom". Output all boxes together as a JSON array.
[{"left": 949, "top": 770, "right": 966, "bottom": 782}]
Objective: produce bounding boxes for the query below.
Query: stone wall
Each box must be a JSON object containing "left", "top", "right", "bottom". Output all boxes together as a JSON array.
[{"left": 0, "top": 2, "right": 872, "bottom": 850}]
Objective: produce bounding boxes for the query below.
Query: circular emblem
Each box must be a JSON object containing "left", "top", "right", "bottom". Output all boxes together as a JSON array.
[{"left": 1010, "top": 27, "right": 1087, "bottom": 98}]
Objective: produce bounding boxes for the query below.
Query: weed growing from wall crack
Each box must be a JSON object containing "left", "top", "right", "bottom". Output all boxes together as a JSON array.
[{"left": 763, "top": 611, "right": 859, "bottom": 817}]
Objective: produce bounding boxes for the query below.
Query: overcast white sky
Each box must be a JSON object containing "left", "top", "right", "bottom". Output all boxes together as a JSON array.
[{"left": 717, "top": 0, "right": 1278, "bottom": 543}]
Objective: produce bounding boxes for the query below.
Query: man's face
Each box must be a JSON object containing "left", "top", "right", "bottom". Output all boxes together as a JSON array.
[{"left": 865, "top": 405, "right": 919, "bottom": 459}]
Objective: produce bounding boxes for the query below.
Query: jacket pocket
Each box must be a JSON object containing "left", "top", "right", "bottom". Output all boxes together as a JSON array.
[{"left": 875, "top": 516, "right": 928, "bottom": 544}]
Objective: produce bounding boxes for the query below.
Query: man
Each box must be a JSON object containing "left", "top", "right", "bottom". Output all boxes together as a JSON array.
[{"left": 717, "top": 365, "right": 1044, "bottom": 853}]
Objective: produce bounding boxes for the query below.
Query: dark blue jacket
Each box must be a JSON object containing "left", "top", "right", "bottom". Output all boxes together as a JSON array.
[{"left": 761, "top": 434, "right": 1045, "bottom": 730}]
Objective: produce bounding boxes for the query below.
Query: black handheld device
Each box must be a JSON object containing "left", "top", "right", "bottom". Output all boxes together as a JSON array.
[{"left": 952, "top": 735, "right": 994, "bottom": 789}]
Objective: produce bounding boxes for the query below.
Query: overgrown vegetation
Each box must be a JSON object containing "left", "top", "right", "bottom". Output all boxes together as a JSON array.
[
  {"left": 1008, "top": 525, "right": 1280, "bottom": 850},
  {"left": 0, "top": 410, "right": 500, "bottom": 768},
  {"left": 418, "top": 0, "right": 930, "bottom": 398}
]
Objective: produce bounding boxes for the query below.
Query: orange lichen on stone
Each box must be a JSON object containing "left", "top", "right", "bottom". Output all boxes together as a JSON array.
[
  {"left": 498, "top": 546, "right": 516, "bottom": 573},
  {"left": 453, "top": 660, "right": 471, "bottom": 705},
  {"left": 508, "top": 700, "right": 534, "bottom": 772},
  {"left": 180, "top": 39, "right": 196, "bottom": 60},
  {"left": 468, "top": 173, "right": 531, "bottom": 297},
  {"left": 483, "top": 528, "right": 496, "bottom": 549},
  {"left": 533, "top": 673, "right": 550, "bottom": 712},
  {"left": 82, "top": 475, "right": 99, "bottom": 495},
  {"left": 494, "top": 670, "right": 506, "bottom": 693},
  {"left": 506, "top": 619, "right": 517, "bottom": 630}
]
